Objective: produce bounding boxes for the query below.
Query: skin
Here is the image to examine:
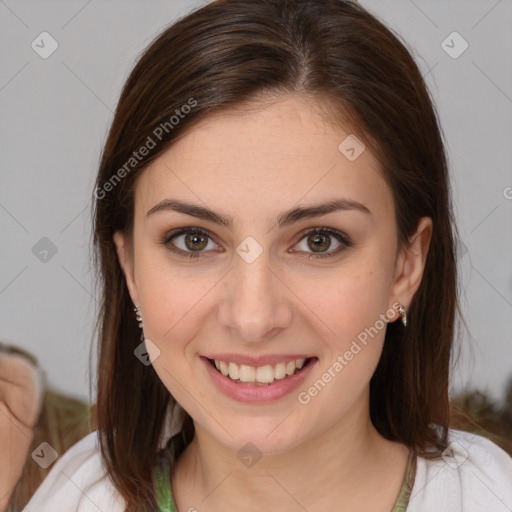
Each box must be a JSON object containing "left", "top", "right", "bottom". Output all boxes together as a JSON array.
[{"left": 114, "top": 93, "right": 432, "bottom": 511}]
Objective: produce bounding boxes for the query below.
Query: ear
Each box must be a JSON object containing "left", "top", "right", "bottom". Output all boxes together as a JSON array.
[
  {"left": 389, "top": 216, "right": 433, "bottom": 321},
  {"left": 113, "top": 230, "right": 139, "bottom": 305}
]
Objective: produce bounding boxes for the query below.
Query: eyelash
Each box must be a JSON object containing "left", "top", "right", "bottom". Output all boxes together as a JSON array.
[{"left": 160, "top": 227, "right": 352, "bottom": 260}]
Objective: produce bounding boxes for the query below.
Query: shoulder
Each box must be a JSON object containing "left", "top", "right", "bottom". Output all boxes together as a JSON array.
[
  {"left": 22, "top": 430, "right": 125, "bottom": 512},
  {"left": 407, "top": 427, "right": 512, "bottom": 512}
]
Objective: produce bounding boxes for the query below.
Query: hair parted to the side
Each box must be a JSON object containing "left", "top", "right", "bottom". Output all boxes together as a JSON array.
[{"left": 92, "top": 0, "right": 462, "bottom": 509}]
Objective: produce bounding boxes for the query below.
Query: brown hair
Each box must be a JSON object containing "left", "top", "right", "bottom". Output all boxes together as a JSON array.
[{"left": 92, "top": 0, "right": 461, "bottom": 509}]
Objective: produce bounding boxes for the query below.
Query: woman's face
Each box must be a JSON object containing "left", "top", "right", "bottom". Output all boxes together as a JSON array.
[{"left": 114, "top": 93, "right": 431, "bottom": 454}]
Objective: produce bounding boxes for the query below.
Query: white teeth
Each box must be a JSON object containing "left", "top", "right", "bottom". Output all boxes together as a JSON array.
[
  {"left": 219, "top": 361, "right": 229, "bottom": 376},
  {"left": 228, "top": 362, "right": 239, "bottom": 380},
  {"left": 239, "top": 364, "right": 256, "bottom": 382},
  {"left": 256, "top": 365, "right": 275, "bottom": 383},
  {"left": 274, "top": 362, "right": 287, "bottom": 380},
  {"left": 212, "top": 357, "right": 310, "bottom": 384}
]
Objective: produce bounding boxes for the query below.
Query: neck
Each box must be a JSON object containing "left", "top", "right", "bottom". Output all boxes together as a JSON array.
[{"left": 172, "top": 392, "right": 409, "bottom": 512}]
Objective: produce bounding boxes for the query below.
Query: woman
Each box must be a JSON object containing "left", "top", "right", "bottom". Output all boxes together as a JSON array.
[{"left": 22, "top": 0, "right": 512, "bottom": 511}]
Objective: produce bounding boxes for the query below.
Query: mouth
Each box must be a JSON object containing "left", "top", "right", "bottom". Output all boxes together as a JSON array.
[{"left": 205, "top": 356, "right": 317, "bottom": 386}]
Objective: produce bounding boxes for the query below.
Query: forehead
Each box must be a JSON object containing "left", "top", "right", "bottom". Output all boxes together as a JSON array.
[{"left": 135, "top": 94, "right": 394, "bottom": 225}]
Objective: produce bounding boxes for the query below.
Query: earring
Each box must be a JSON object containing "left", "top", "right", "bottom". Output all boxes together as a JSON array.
[
  {"left": 133, "top": 305, "right": 144, "bottom": 341},
  {"left": 398, "top": 304, "right": 407, "bottom": 327}
]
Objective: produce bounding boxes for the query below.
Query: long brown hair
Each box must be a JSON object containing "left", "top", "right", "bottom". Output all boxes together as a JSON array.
[{"left": 92, "top": 0, "right": 461, "bottom": 509}]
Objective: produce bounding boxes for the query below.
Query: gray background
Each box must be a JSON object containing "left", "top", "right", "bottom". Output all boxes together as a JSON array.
[{"left": 1, "top": 0, "right": 511, "bottom": 405}]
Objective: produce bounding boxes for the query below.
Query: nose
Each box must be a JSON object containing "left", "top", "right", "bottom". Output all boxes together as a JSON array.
[{"left": 217, "top": 249, "right": 293, "bottom": 343}]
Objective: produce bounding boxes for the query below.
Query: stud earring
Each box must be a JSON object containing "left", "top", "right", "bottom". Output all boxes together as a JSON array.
[
  {"left": 133, "top": 305, "right": 144, "bottom": 341},
  {"left": 398, "top": 304, "right": 407, "bottom": 327}
]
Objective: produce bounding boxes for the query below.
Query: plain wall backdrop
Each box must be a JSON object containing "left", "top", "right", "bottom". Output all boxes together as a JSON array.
[{"left": 1, "top": 0, "right": 511, "bottom": 405}]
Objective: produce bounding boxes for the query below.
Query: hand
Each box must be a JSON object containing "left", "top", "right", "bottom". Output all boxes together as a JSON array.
[{"left": 0, "top": 351, "right": 43, "bottom": 510}]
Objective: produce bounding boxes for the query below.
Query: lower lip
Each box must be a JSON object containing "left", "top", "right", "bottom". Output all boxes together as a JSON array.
[{"left": 201, "top": 356, "right": 317, "bottom": 403}]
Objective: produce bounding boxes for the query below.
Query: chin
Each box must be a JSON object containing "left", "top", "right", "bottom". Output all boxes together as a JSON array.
[{"left": 204, "top": 415, "right": 310, "bottom": 456}]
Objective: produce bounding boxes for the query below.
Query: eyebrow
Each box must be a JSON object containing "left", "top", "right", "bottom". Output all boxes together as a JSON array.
[{"left": 146, "top": 198, "right": 371, "bottom": 229}]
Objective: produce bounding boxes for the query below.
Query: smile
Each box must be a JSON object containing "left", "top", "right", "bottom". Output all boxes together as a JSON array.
[
  {"left": 201, "top": 352, "right": 318, "bottom": 402},
  {"left": 209, "top": 357, "right": 311, "bottom": 385}
]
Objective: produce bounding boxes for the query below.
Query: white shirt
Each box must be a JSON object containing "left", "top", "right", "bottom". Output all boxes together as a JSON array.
[{"left": 22, "top": 427, "right": 512, "bottom": 512}]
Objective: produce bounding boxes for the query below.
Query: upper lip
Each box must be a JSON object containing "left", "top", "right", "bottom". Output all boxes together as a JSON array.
[{"left": 203, "top": 354, "right": 314, "bottom": 366}]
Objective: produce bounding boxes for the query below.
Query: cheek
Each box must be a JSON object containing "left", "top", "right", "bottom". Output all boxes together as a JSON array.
[
  {"left": 300, "top": 266, "right": 391, "bottom": 349},
  {"left": 295, "top": 270, "right": 391, "bottom": 415},
  {"left": 135, "top": 257, "right": 217, "bottom": 348}
]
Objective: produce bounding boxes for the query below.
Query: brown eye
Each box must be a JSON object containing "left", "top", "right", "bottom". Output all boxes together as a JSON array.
[
  {"left": 294, "top": 228, "right": 352, "bottom": 259},
  {"left": 307, "top": 232, "right": 332, "bottom": 253},
  {"left": 184, "top": 232, "right": 208, "bottom": 251},
  {"left": 162, "top": 228, "right": 217, "bottom": 258}
]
